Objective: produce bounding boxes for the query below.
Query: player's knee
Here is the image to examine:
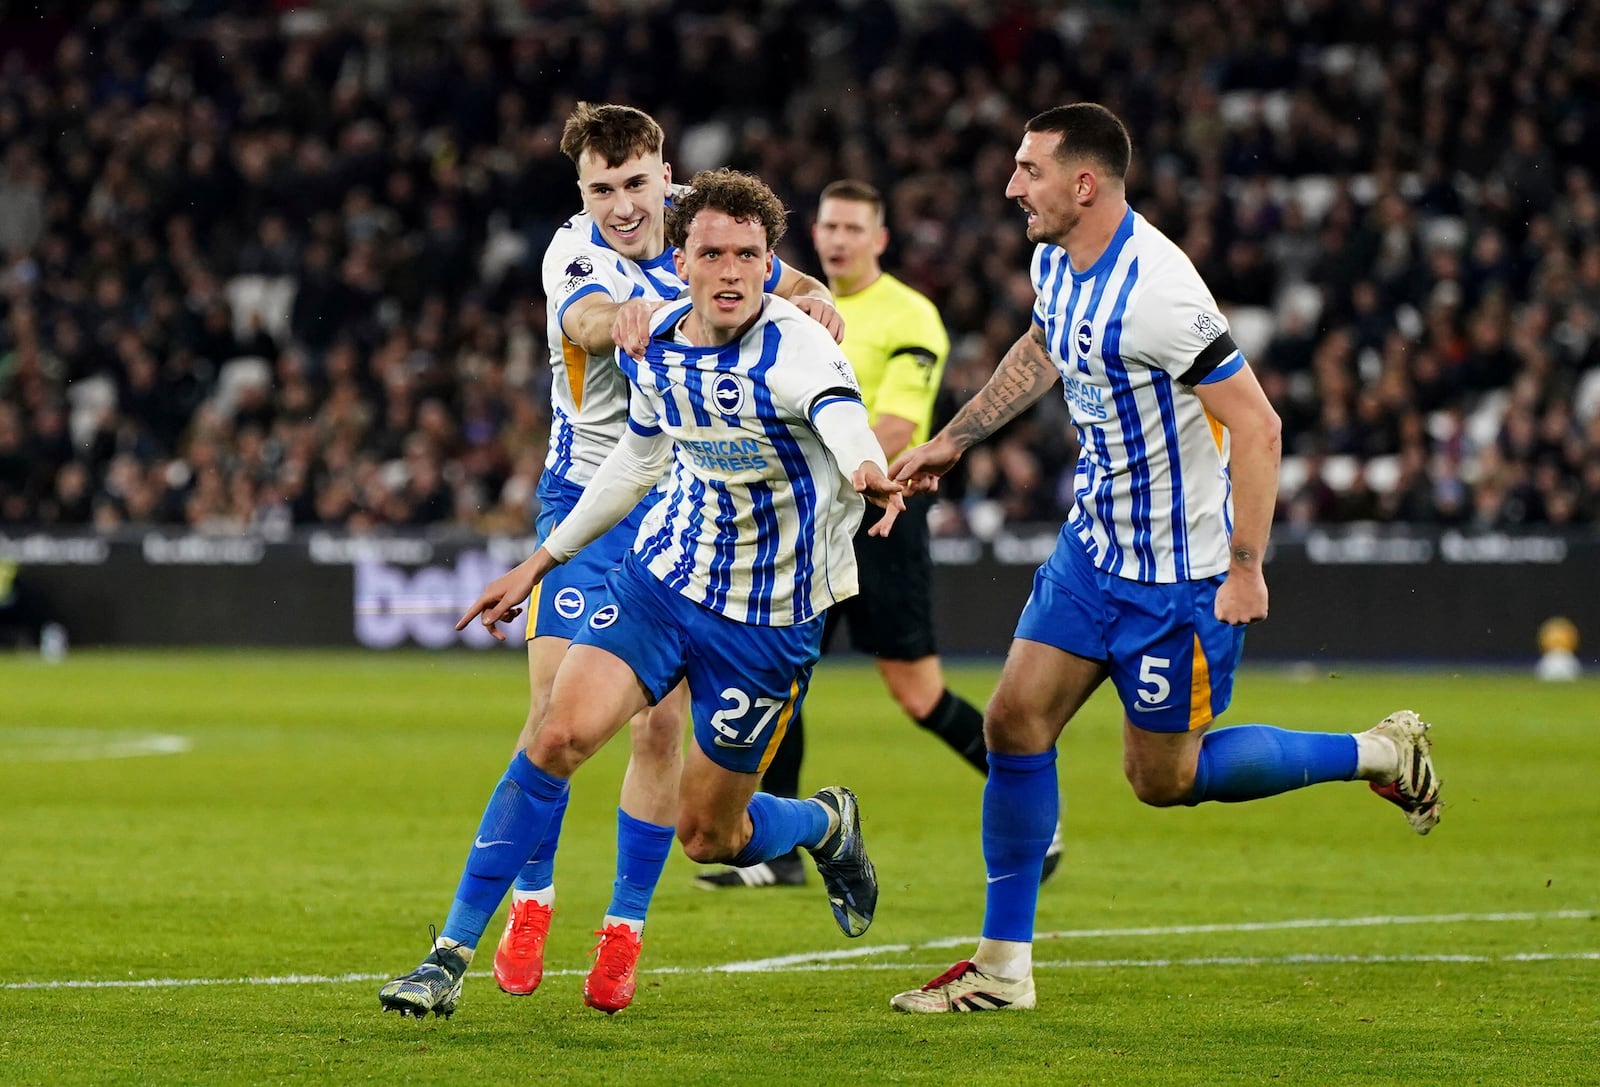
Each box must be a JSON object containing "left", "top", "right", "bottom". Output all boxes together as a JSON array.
[
  {"left": 983, "top": 698, "right": 1052, "bottom": 755},
  {"left": 675, "top": 817, "right": 734, "bottom": 864},
  {"left": 628, "top": 707, "right": 682, "bottom": 763},
  {"left": 1124, "top": 762, "right": 1195, "bottom": 807},
  {"left": 889, "top": 682, "right": 941, "bottom": 722},
  {"left": 527, "top": 718, "right": 596, "bottom": 776}
]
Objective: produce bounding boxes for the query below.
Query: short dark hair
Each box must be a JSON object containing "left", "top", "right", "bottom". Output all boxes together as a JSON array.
[
  {"left": 819, "top": 179, "right": 885, "bottom": 222},
  {"left": 667, "top": 169, "right": 788, "bottom": 250},
  {"left": 1025, "top": 103, "right": 1132, "bottom": 180},
  {"left": 560, "top": 102, "right": 664, "bottom": 168}
]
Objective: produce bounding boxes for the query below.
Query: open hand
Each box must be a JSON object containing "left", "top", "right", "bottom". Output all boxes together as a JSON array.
[
  {"left": 456, "top": 551, "right": 557, "bottom": 640},
  {"left": 854, "top": 462, "right": 906, "bottom": 537},
  {"left": 791, "top": 296, "right": 845, "bottom": 343},
  {"left": 889, "top": 432, "right": 962, "bottom": 496},
  {"left": 611, "top": 298, "right": 668, "bottom": 361}
]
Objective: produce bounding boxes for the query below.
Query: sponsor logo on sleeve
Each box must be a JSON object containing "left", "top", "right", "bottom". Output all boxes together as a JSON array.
[{"left": 1190, "top": 311, "right": 1224, "bottom": 345}]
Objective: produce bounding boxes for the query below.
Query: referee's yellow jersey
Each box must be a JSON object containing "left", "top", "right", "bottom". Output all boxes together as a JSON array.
[{"left": 833, "top": 273, "right": 950, "bottom": 448}]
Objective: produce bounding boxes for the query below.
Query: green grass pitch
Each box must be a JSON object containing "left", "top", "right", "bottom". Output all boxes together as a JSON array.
[{"left": 2, "top": 649, "right": 1597, "bottom": 1085}]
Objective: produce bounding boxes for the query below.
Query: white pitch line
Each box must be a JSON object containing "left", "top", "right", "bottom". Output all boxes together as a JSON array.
[
  {"left": 5, "top": 910, "right": 1595, "bottom": 992},
  {"left": 0, "top": 728, "right": 191, "bottom": 762},
  {"left": 9, "top": 951, "right": 1600, "bottom": 992},
  {"left": 712, "top": 908, "right": 1596, "bottom": 973}
]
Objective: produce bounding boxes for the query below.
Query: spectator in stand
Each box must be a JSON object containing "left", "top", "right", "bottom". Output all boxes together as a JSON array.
[{"left": 0, "top": 2, "right": 1595, "bottom": 533}]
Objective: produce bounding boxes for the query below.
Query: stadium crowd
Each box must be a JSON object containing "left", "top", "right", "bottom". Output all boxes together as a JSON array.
[{"left": 1, "top": 0, "right": 1598, "bottom": 538}]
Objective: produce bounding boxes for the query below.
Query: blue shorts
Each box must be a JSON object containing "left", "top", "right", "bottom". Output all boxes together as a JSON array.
[
  {"left": 527, "top": 472, "right": 661, "bottom": 641},
  {"left": 572, "top": 552, "right": 824, "bottom": 774},
  {"left": 1014, "top": 526, "right": 1246, "bottom": 732}
]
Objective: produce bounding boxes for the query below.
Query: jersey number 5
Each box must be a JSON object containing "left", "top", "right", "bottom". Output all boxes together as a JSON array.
[{"left": 1136, "top": 655, "right": 1172, "bottom": 706}]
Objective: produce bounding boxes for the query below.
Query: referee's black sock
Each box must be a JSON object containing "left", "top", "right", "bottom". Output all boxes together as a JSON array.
[
  {"left": 758, "top": 710, "right": 804, "bottom": 865},
  {"left": 916, "top": 689, "right": 989, "bottom": 774}
]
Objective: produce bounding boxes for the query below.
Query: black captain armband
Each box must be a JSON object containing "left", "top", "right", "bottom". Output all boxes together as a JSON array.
[
  {"left": 807, "top": 386, "right": 864, "bottom": 417},
  {"left": 1177, "top": 331, "right": 1239, "bottom": 386},
  {"left": 888, "top": 345, "right": 939, "bottom": 366},
  {"left": 889, "top": 345, "right": 940, "bottom": 384}
]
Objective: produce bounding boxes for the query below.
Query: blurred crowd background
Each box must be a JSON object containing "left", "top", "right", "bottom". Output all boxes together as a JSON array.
[{"left": 1, "top": 0, "right": 1598, "bottom": 540}]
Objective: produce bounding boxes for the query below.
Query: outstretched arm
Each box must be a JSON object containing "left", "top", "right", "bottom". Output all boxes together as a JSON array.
[
  {"left": 891, "top": 325, "right": 1059, "bottom": 492},
  {"left": 456, "top": 426, "right": 673, "bottom": 639},
  {"left": 564, "top": 291, "right": 662, "bottom": 358},
  {"left": 1194, "top": 363, "right": 1281, "bottom": 626},
  {"left": 811, "top": 397, "right": 906, "bottom": 534}
]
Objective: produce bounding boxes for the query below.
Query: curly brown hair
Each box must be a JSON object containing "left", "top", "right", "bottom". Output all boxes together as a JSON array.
[
  {"left": 559, "top": 102, "right": 664, "bottom": 168},
  {"left": 666, "top": 169, "right": 789, "bottom": 251}
]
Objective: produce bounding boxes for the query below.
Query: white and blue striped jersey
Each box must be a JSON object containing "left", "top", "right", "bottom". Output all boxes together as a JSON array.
[
  {"left": 617, "top": 296, "right": 867, "bottom": 627},
  {"left": 541, "top": 209, "right": 784, "bottom": 484},
  {"left": 1031, "top": 208, "right": 1246, "bottom": 584}
]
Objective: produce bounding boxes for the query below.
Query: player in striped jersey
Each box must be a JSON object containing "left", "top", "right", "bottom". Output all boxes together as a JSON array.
[
  {"left": 888, "top": 104, "right": 1442, "bottom": 1014},
  {"left": 450, "top": 168, "right": 900, "bottom": 1013},
  {"left": 698, "top": 179, "right": 1062, "bottom": 890},
  {"left": 378, "top": 106, "right": 842, "bottom": 1021}
]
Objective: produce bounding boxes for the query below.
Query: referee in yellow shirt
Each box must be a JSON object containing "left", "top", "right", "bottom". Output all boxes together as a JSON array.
[{"left": 696, "top": 180, "right": 1062, "bottom": 888}]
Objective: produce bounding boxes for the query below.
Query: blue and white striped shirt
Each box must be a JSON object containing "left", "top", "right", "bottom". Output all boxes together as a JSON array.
[
  {"left": 541, "top": 209, "right": 784, "bottom": 484},
  {"left": 1031, "top": 208, "right": 1245, "bottom": 583},
  {"left": 618, "top": 296, "right": 866, "bottom": 626}
]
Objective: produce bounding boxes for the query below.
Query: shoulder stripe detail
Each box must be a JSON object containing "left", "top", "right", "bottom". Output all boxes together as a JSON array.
[{"left": 885, "top": 346, "right": 938, "bottom": 363}]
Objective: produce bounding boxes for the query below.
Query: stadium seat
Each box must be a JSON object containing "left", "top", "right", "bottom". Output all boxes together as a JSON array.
[
  {"left": 1276, "top": 282, "right": 1324, "bottom": 326},
  {"left": 212, "top": 357, "right": 273, "bottom": 419},
  {"left": 1365, "top": 454, "right": 1401, "bottom": 494},
  {"left": 1575, "top": 367, "right": 1600, "bottom": 424},
  {"left": 66, "top": 373, "right": 117, "bottom": 447},
  {"left": 1278, "top": 454, "right": 1308, "bottom": 496},
  {"left": 225, "top": 275, "right": 297, "bottom": 345},
  {"left": 1420, "top": 216, "right": 1469, "bottom": 253},
  {"left": 1464, "top": 389, "right": 1511, "bottom": 452},
  {"left": 1225, "top": 306, "right": 1277, "bottom": 361},
  {"left": 1290, "top": 176, "right": 1338, "bottom": 223}
]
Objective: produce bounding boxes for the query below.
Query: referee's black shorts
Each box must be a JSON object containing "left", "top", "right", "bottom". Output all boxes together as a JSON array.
[{"left": 823, "top": 494, "right": 938, "bottom": 662}]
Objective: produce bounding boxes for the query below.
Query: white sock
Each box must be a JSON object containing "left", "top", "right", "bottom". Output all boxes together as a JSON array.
[
  {"left": 512, "top": 884, "right": 555, "bottom": 908},
  {"left": 813, "top": 797, "right": 840, "bottom": 847},
  {"left": 1354, "top": 731, "right": 1399, "bottom": 783},
  {"left": 971, "top": 938, "right": 1032, "bottom": 979},
  {"left": 602, "top": 914, "right": 643, "bottom": 935}
]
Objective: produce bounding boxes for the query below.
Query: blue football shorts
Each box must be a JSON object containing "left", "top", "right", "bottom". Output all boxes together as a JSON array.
[
  {"left": 526, "top": 471, "right": 662, "bottom": 641},
  {"left": 1013, "top": 525, "right": 1246, "bottom": 733},
  {"left": 571, "top": 551, "right": 825, "bottom": 774}
]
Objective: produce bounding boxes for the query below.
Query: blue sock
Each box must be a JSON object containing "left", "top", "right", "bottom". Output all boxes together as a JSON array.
[
  {"left": 731, "top": 792, "right": 830, "bottom": 866},
  {"left": 440, "top": 753, "right": 569, "bottom": 948},
  {"left": 1189, "top": 725, "right": 1357, "bottom": 804},
  {"left": 981, "top": 750, "right": 1058, "bottom": 943},
  {"left": 607, "top": 809, "right": 676, "bottom": 923},
  {"left": 512, "top": 788, "right": 569, "bottom": 893}
]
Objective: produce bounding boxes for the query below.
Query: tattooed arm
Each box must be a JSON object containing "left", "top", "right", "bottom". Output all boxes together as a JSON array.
[{"left": 888, "top": 326, "right": 1060, "bottom": 493}]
